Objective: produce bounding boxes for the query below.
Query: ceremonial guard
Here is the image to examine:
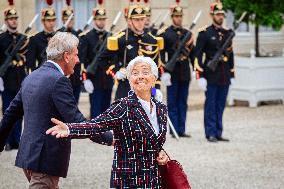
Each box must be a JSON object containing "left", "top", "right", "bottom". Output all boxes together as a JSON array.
[
  {"left": 143, "top": 4, "right": 158, "bottom": 36},
  {"left": 97, "top": 3, "right": 164, "bottom": 100},
  {"left": 194, "top": 1, "right": 234, "bottom": 142},
  {"left": 0, "top": 1, "right": 28, "bottom": 150},
  {"left": 26, "top": 0, "right": 56, "bottom": 71},
  {"left": 160, "top": 4, "right": 194, "bottom": 137},
  {"left": 79, "top": 4, "right": 114, "bottom": 118},
  {"left": 60, "top": 0, "right": 82, "bottom": 104}
]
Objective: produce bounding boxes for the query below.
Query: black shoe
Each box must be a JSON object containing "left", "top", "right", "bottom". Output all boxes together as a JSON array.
[
  {"left": 216, "top": 137, "right": 230, "bottom": 142},
  {"left": 207, "top": 136, "right": 218, "bottom": 143},
  {"left": 4, "top": 144, "right": 12, "bottom": 151},
  {"left": 179, "top": 134, "right": 191, "bottom": 138},
  {"left": 5, "top": 144, "right": 19, "bottom": 151}
]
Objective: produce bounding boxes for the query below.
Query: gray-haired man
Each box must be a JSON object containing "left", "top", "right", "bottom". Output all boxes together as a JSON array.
[{"left": 0, "top": 32, "right": 113, "bottom": 188}]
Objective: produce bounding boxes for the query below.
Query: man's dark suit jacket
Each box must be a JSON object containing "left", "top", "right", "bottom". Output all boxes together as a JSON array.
[{"left": 0, "top": 61, "right": 112, "bottom": 177}]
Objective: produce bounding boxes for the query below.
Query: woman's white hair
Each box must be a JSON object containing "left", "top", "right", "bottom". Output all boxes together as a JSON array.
[
  {"left": 46, "top": 32, "right": 79, "bottom": 62},
  {"left": 126, "top": 56, "right": 158, "bottom": 78}
]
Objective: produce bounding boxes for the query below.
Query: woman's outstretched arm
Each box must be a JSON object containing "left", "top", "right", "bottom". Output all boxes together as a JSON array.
[{"left": 46, "top": 99, "right": 127, "bottom": 139}]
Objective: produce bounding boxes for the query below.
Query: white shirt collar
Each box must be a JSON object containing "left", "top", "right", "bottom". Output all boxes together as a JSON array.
[
  {"left": 137, "top": 97, "right": 159, "bottom": 135},
  {"left": 48, "top": 60, "right": 65, "bottom": 75}
]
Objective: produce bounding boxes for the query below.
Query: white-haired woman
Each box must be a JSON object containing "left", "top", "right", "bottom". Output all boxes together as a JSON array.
[{"left": 46, "top": 56, "right": 169, "bottom": 188}]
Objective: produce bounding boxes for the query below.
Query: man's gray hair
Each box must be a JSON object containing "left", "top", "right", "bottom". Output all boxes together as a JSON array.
[
  {"left": 46, "top": 32, "right": 79, "bottom": 62},
  {"left": 126, "top": 56, "right": 158, "bottom": 79}
]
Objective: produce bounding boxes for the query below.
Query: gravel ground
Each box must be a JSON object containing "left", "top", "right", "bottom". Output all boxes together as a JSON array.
[{"left": 0, "top": 82, "right": 283, "bottom": 189}]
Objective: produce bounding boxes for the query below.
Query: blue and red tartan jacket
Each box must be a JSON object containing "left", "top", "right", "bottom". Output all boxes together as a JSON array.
[{"left": 68, "top": 91, "right": 168, "bottom": 188}]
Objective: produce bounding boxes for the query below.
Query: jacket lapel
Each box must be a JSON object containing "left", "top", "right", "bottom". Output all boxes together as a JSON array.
[
  {"left": 153, "top": 98, "right": 167, "bottom": 141},
  {"left": 128, "top": 91, "right": 159, "bottom": 147},
  {"left": 153, "top": 98, "right": 168, "bottom": 150}
]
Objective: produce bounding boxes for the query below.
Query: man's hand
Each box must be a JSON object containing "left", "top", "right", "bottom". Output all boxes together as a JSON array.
[
  {"left": 197, "top": 78, "right": 207, "bottom": 91},
  {"left": 46, "top": 118, "right": 69, "bottom": 138},
  {"left": 156, "top": 150, "right": 169, "bottom": 165},
  {"left": 83, "top": 79, "right": 94, "bottom": 94},
  {"left": 0, "top": 77, "right": 4, "bottom": 92}
]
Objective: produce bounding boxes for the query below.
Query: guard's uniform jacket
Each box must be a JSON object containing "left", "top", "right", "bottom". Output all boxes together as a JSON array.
[
  {"left": 26, "top": 31, "right": 55, "bottom": 71},
  {"left": 160, "top": 25, "right": 194, "bottom": 82},
  {"left": 0, "top": 31, "right": 28, "bottom": 92},
  {"left": 97, "top": 29, "right": 164, "bottom": 99},
  {"left": 194, "top": 24, "right": 235, "bottom": 85}
]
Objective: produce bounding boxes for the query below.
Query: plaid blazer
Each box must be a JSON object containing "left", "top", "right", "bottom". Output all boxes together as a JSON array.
[{"left": 68, "top": 91, "right": 168, "bottom": 188}]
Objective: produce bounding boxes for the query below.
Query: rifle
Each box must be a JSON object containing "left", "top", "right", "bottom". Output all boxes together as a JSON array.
[
  {"left": 147, "top": 12, "right": 162, "bottom": 33},
  {"left": 83, "top": 15, "right": 94, "bottom": 32},
  {"left": 165, "top": 10, "right": 202, "bottom": 72},
  {"left": 0, "top": 14, "right": 39, "bottom": 77},
  {"left": 86, "top": 11, "right": 122, "bottom": 75},
  {"left": 207, "top": 12, "right": 247, "bottom": 72},
  {"left": 60, "top": 13, "right": 74, "bottom": 32},
  {"left": 158, "top": 10, "right": 170, "bottom": 30},
  {"left": 77, "top": 15, "right": 94, "bottom": 36}
]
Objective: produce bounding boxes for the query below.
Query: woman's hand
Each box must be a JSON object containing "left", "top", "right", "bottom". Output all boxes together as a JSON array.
[
  {"left": 46, "top": 118, "right": 69, "bottom": 138},
  {"left": 156, "top": 150, "right": 169, "bottom": 165}
]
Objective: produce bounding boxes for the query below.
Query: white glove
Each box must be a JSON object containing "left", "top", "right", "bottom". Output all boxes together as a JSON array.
[
  {"left": 198, "top": 78, "right": 207, "bottom": 91},
  {"left": 83, "top": 79, "right": 94, "bottom": 94},
  {"left": 161, "top": 72, "right": 172, "bottom": 86},
  {"left": 192, "top": 71, "right": 196, "bottom": 80},
  {"left": 0, "top": 77, "right": 4, "bottom": 92},
  {"left": 115, "top": 68, "right": 127, "bottom": 80},
  {"left": 155, "top": 89, "right": 163, "bottom": 102},
  {"left": 230, "top": 78, "right": 235, "bottom": 85}
]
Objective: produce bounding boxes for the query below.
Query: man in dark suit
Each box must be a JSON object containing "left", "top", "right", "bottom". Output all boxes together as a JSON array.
[
  {"left": 0, "top": 32, "right": 112, "bottom": 188},
  {"left": 0, "top": 5, "right": 27, "bottom": 151}
]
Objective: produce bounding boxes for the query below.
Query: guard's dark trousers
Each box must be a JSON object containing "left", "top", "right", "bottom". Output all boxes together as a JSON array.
[{"left": 204, "top": 84, "right": 229, "bottom": 138}]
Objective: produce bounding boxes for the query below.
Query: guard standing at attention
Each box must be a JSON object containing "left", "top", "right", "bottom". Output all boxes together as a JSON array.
[
  {"left": 160, "top": 4, "right": 194, "bottom": 137},
  {"left": 0, "top": 0, "right": 28, "bottom": 150},
  {"left": 194, "top": 1, "right": 234, "bottom": 142}
]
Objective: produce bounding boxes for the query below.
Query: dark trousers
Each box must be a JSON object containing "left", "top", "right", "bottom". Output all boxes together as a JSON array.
[
  {"left": 72, "top": 85, "right": 81, "bottom": 104},
  {"left": 167, "top": 80, "right": 190, "bottom": 135},
  {"left": 204, "top": 84, "right": 229, "bottom": 138},
  {"left": 1, "top": 89, "right": 22, "bottom": 146},
  {"left": 115, "top": 80, "right": 131, "bottom": 100},
  {"left": 90, "top": 89, "right": 112, "bottom": 119}
]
